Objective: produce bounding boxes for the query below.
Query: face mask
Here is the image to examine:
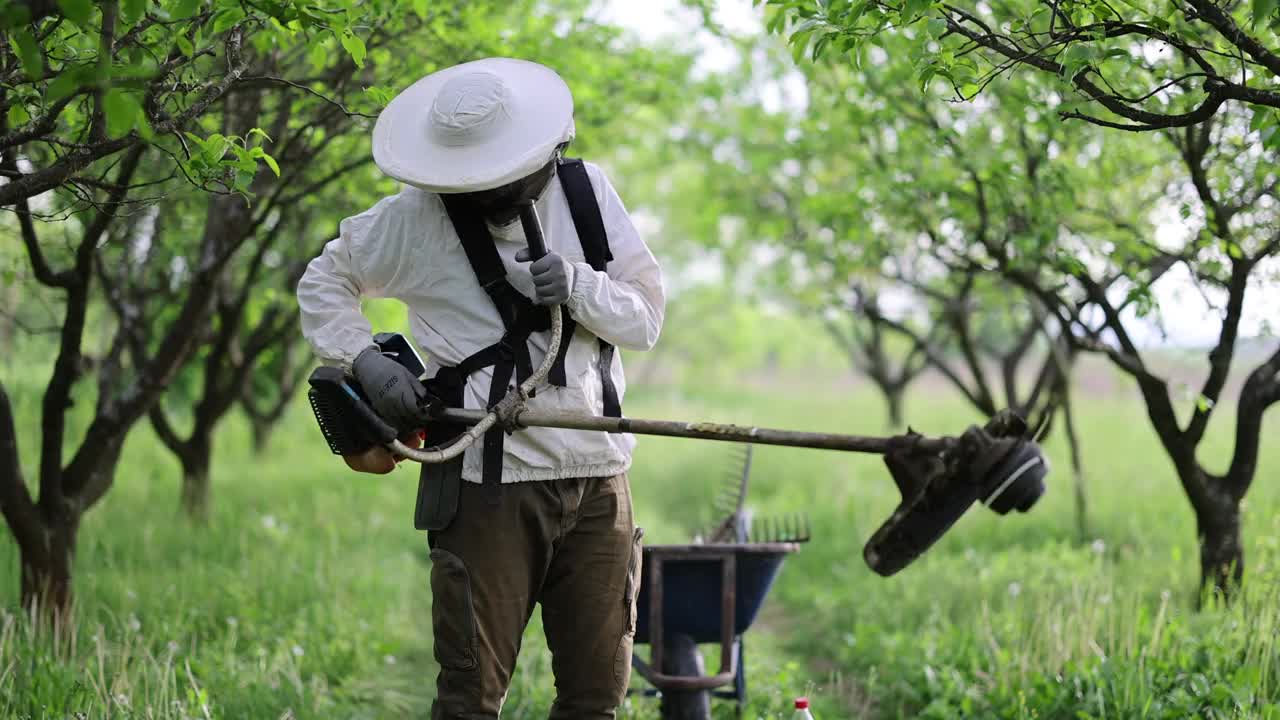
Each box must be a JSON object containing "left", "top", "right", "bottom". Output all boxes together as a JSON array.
[{"left": 459, "top": 158, "right": 557, "bottom": 224}]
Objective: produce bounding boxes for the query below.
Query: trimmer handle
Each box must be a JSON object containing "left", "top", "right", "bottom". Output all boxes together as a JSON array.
[{"left": 518, "top": 202, "right": 548, "bottom": 261}]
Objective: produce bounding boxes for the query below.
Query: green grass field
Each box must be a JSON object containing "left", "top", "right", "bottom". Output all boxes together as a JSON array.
[{"left": 2, "top": 368, "right": 1278, "bottom": 719}]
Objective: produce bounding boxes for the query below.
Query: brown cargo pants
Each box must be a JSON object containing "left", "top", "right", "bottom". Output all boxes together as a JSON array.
[{"left": 426, "top": 473, "right": 643, "bottom": 719}]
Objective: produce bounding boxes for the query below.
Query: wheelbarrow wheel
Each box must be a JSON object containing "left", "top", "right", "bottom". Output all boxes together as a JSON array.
[{"left": 659, "top": 634, "right": 712, "bottom": 720}]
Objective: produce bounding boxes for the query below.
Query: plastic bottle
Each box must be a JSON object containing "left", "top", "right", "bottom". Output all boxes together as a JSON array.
[{"left": 793, "top": 696, "right": 815, "bottom": 719}]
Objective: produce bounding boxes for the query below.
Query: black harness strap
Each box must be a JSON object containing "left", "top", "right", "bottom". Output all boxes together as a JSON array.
[
  {"left": 432, "top": 158, "right": 621, "bottom": 501},
  {"left": 556, "top": 158, "right": 622, "bottom": 418},
  {"left": 439, "top": 194, "right": 552, "bottom": 503}
]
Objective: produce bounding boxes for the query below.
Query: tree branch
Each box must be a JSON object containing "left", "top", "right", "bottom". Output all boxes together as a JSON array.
[
  {"left": 148, "top": 404, "right": 187, "bottom": 456},
  {"left": 1226, "top": 343, "right": 1280, "bottom": 496},
  {"left": 1184, "top": 0, "right": 1280, "bottom": 78},
  {"left": 1185, "top": 260, "right": 1250, "bottom": 445},
  {"left": 0, "top": 381, "right": 42, "bottom": 552}
]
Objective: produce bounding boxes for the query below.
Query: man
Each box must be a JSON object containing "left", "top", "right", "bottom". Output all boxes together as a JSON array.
[{"left": 296, "top": 57, "right": 665, "bottom": 718}]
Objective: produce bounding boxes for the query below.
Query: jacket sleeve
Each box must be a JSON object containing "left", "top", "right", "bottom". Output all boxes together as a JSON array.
[
  {"left": 297, "top": 199, "right": 392, "bottom": 370},
  {"left": 564, "top": 164, "right": 666, "bottom": 351}
]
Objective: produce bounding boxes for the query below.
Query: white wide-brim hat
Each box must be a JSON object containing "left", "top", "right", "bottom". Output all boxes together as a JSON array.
[{"left": 372, "top": 58, "right": 575, "bottom": 194}]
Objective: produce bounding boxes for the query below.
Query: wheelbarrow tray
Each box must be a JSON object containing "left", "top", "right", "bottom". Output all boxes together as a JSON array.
[{"left": 635, "top": 543, "right": 799, "bottom": 644}]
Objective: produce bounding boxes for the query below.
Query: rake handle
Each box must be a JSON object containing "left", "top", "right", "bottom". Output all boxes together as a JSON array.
[{"left": 431, "top": 408, "right": 952, "bottom": 455}]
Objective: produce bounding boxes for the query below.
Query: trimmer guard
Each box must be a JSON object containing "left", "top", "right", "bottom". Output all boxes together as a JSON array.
[{"left": 862, "top": 413, "right": 1049, "bottom": 576}]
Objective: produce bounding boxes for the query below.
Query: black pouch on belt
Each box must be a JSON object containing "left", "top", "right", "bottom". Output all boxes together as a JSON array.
[{"left": 413, "top": 370, "right": 467, "bottom": 531}]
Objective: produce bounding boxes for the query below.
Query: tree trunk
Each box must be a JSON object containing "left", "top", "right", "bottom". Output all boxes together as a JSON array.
[
  {"left": 1058, "top": 389, "right": 1088, "bottom": 541},
  {"left": 1193, "top": 491, "right": 1244, "bottom": 604},
  {"left": 19, "top": 514, "right": 79, "bottom": 620},
  {"left": 179, "top": 432, "right": 213, "bottom": 522},
  {"left": 250, "top": 417, "right": 275, "bottom": 456},
  {"left": 884, "top": 384, "right": 905, "bottom": 430}
]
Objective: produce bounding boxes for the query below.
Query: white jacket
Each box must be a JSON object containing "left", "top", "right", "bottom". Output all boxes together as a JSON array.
[{"left": 297, "top": 162, "right": 665, "bottom": 483}]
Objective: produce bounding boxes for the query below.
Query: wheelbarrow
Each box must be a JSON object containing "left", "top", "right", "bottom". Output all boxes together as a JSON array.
[
  {"left": 629, "top": 540, "right": 803, "bottom": 718},
  {"left": 625, "top": 447, "right": 811, "bottom": 719}
]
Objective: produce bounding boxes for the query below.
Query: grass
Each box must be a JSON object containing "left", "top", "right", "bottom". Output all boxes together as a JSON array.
[{"left": 1, "top": 365, "right": 1278, "bottom": 719}]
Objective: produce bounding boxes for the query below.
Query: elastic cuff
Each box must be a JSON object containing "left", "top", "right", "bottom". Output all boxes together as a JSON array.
[{"left": 566, "top": 262, "right": 597, "bottom": 313}]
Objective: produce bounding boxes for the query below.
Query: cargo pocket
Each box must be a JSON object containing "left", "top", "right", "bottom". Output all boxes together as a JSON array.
[
  {"left": 429, "top": 548, "right": 478, "bottom": 671},
  {"left": 612, "top": 526, "right": 645, "bottom": 697}
]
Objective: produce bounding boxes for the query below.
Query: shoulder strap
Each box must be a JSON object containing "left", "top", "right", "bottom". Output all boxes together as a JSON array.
[
  {"left": 439, "top": 194, "right": 548, "bottom": 337},
  {"left": 556, "top": 158, "right": 612, "bottom": 272},
  {"left": 555, "top": 157, "right": 622, "bottom": 418}
]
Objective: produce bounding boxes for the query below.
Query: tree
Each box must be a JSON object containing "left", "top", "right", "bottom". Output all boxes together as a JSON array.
[
  {"left": 0, "top": 0, "right": 403, "bottom": 615},
  {"left": 772, "top": 34, "right": 1279, "bottom": 594},
  {"left": 762, "top": 0, "right": 1280, "bottom": 133},
  {"left": 0, "top": 0, "right": 388, "bottom": 205},
  {"left": 1008, "top": 111, "right": 1280, "bottom": 598}
]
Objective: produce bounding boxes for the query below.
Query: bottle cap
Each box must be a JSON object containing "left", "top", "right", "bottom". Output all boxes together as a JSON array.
[{"left": 795, "top": 697, "right": 810, "bottom": 709}]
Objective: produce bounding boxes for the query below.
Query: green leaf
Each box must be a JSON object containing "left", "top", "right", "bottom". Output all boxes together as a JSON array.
[
  {"left": 260, "top": 152, "right": 280, "bottom": 176},
  {"left": 926, "top": 18, "right": 947, "bottom": 37},
  {"left": 121, "top": 0, "right": 147, "bottom": 25},
  {"left": 56, "top": 0, "right": 93, "bottom": 27},
  {"left": 7, "top": 103, "right": 30, "bottom": 128},
  {"left": 1226, "top": 241, "right": 1243, "bottom": 259},
  {"left": 902, "top": 0, "right": 932, "bottom": 18},
  {"left": 11, "top": 28, "right": 43, "bottom": 80},
  {"left": 1250, "top": 108, "right": 1274, "bottom": 132},
  {"left": 234, "top": 169, "right": 256, "bottom": 191},
  {"left": 307, "top": 40, "right": 328, "bottom": 72},
  {"left": 202, "top": 133, "right": 229, "bottom": 163},
  {"left": 104, "top": 88, "right": 142, "bottom": 137},
  {"left": 1253, "top": 0, "right": 1278, "bottom": 27},
  {"left": 175, "top": 35, "right": 194, "bottom": 56},
  {"left": 171, "top": 0, "right": 202, "bottom": 19},
  {"left": 917, "top": 64, "right": 937, "bottom": 90},
  {"left": 211, "top": 7, "right": 245, "bottom": 35},
  {"left": 47, "top": 71, "right": 82, "bottom": 102},
  {"left": 363, "top": 85, "right": 394, "bottom": 106},
  {"left": 411, "top": 0, "right": 429, "bottom": 20},
  {"left": 340, "top": 31, "right": 366, "bottom": 68},
  {"left": 813, "top": 32, "right": 831, "bottom": 61},
  {"left": 1195, "top": 395, "right": 1215, "bottom": 413}
]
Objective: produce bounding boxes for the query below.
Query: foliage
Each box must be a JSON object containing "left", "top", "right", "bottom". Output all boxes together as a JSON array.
[
  {"left": 760, "top": 0, "right": 1280, "bottom": 132},
  {"left": 0, "top": 0, "right": 401, "bottom": 204}
]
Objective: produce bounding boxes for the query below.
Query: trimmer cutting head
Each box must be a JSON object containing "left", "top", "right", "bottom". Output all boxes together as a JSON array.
[{"left": 862, "top": 412, "right": 1048, "bottom": 576}]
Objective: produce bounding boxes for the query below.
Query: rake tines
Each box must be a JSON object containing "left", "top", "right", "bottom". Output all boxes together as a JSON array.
[
  {"left": 750, "top": 513, "right": 812, "bottom": 544},
  {"left": 703, "top": 444, "right": 754, "bottom": 543}
]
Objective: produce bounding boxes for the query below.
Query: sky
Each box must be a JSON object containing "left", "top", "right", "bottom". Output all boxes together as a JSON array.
[{"left": 599, "top": 1, "right": 1279, "bottom": 348}]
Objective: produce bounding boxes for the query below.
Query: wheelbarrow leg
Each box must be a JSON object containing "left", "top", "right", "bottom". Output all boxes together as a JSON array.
[
  {"left": 733, "top": 635, "right": 745, "bottom": 718},
  {"left": 659, "top": 633, "right": 712, "bottom": 720}
]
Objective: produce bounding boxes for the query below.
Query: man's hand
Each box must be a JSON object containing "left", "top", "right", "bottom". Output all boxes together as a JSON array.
[
  {"left": 351, "top": 346, "right": 439, "bottom": 431},
  {"left": 516, "top": 248, "right": 574, "bottom": 306},
  {"left": 343, "top": 431, "right": 423, "bottom": 474}
]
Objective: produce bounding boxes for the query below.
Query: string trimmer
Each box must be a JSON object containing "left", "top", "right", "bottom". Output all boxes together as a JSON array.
[{"left": 305, "top": 203, "right": 1049, "bottom": 576}]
